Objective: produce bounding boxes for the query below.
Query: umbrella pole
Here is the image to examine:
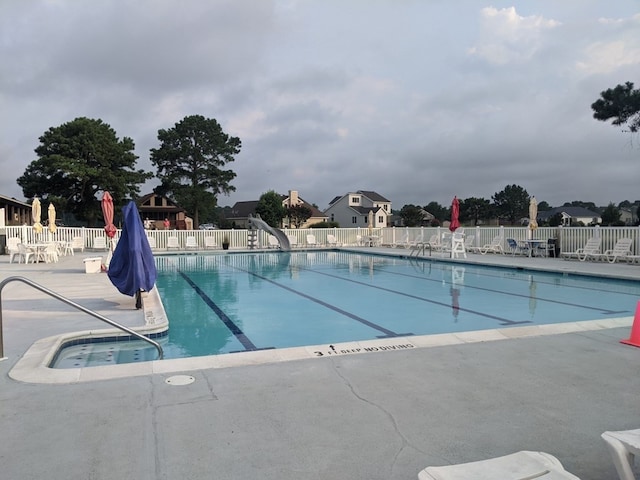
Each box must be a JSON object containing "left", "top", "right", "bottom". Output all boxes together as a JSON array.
[{"left": 135, "top": 290, "right": 142, "bottom": 309}]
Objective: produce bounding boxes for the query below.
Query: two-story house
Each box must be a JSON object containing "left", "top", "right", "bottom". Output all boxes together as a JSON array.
[
  {"left": 227, "top": 190, "right": 327, "bottom": 228},
  {"left": 323, "top": 190, "right": 391, "bottom": 228}
]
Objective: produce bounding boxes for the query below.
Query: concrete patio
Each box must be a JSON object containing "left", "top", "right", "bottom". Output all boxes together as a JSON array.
[{"left": 1, "top": 248, "right": 639, "bottom": 479}]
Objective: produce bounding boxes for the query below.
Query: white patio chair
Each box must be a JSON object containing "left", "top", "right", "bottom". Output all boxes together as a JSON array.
[
  {"left": 327, "top": 234, "right": 342, "bottom": 247},
  {"left": 146, "top": 236, "right": 156, "bottom": 250},
  {"left": 479, "top": 236, "right": 504, "bottom": 255},
  {"left": 7, "top": 237, "right": 22, "bottom": 263},
  {"left": 267, "top": 235, "right": 280, "bottom": 249},
  {"left": 306, "top": 234, "right": 319, "bottom": 247},
  {"left": 185, "top": 236, "right": 199, "bottom": 249},
  {"left": 601, "top": 429, "right": 640, "bottom": 480},
  {"left": 44, "top": 242, "right": 59, "bottom": 263},
  {"left": 167, "top": 236, "right": 180, "bottom": 249},
  {"left": 204, "top": 237, "right": 219, "bottom": 249},
  {"left": 560, "top": 237, "right": 601, "bottom": 262},
  {"left": 93, "top": 237, "right": 107, "bottom": 251},
  {"left": 71, "top": 236, "right": 84, "bottom": 253},
  {"left": 287, "top": 235, "right": 299, "bottom": 248},
  {"left": 418, "top": 450, "right": 580, "bottom": 480},
  {"left": 591, "top": 238, "right": 633, "bottom": 263}
]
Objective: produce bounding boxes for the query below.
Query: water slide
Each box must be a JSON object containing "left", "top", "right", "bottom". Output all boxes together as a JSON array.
[{"left": 248, "top": 215, "right": 291, "bottom": 251}]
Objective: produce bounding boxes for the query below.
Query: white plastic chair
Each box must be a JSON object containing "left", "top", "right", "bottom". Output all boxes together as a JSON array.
[
  {"left": 167, "top": 237, "right": 180, "bottom": 249},
  {"left": 306, "top": 234, "right": 318, "bottom": 247},
  {"left": 268, "top": 235, "right": 279, "bottom": 249},
  {"left": 45, "top": 242, "right": 59, "bottom": 263},
  {"left": 185, "top": 236, "right": 199, "bottom": 249},
  {"left": 204, "top": 237, "right": 218, "bottom": 249},
  {"left": 418, "top": 450, "right": 580, "bottom": 480},
  {"left": 327, "top": 234, "right": 341, "bottom": 247},
  {"left": 602, "top": 429, "right": 640, "bottom": 480},
  {"left": 287, "top": 235, "right": 299, "bottom": 248},
  {"left": 71, "top": 236, "right": 84, "bottom": 253},
  {"left": 146, "top": 236, "right": 156, "bottom": 250},
  {"left": 93, "top": 237, "right": 107, "bottom": 251}
]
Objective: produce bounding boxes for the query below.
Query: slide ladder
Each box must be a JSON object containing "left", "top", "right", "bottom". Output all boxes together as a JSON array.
[{"left": 247, "top": 215, "right": 291, "bottom": 251}]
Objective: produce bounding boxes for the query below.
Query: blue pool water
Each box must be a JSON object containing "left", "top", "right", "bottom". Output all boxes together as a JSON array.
[{"left": 52, "top": 251, "right": 640, "bottom": 367}]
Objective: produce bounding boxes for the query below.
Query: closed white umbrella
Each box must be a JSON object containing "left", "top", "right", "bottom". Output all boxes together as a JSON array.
[
  {"left": 48, "top": 203, "right": 57, "bottom": 234},
  {"left": 32, "top": 197, "right": 42, "bottom": 234},
  {"left": 529, "top": 197, "right": 538, "bottom": 238}
]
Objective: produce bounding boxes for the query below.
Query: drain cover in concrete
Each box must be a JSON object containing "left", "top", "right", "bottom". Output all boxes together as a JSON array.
[{"left": 165, "top": 375, "right": 195, "bottom": 386}]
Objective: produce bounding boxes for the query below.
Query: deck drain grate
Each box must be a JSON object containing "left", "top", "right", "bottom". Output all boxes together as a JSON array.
[{"left": 165, "top": 375, "right": 195, "bottom": 386}]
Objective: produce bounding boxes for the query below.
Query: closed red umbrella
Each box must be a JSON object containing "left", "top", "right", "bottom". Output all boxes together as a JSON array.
[
  {"left": 102, "top": 192, "right": 117, "bottom": 239},
  {"left": 449, "top": 196, "right": 460, "bottom": 232}
]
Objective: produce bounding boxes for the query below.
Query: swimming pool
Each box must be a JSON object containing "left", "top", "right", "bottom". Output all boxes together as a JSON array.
[{"left": 51, "top": 251, "right": 640, "bottom": 368}]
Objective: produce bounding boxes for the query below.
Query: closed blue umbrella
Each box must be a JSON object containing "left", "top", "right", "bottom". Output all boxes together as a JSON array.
[{"left": 107, "top": 201, "right": 157, "bottom": 309}]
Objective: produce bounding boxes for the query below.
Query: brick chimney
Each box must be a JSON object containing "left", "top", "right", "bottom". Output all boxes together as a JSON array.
[{"left": 289, "top": 190, "right": 299, "bottom": 206}]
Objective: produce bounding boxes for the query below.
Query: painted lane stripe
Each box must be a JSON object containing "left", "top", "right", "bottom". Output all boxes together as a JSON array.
[
  {"left": 304, "top": 268, "right": 530, "bottom": 326},
  {"left": 230, "top": 266, "right": 404, "bottom": 338},
  {"left": 385, "top": 269, "right": 626, "bottom": 315},
  {"left": 177, "top": 271, "right": 258, "bottom": 351}
]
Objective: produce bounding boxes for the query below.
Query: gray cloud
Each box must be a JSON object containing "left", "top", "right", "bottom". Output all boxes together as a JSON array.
[{"left": 1, "top": 0, "right": 639, "bottom": 213}]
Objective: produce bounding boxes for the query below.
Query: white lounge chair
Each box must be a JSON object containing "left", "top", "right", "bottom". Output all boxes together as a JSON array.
[
  {"left": 267, "top": 235, "right": 280, "bottom": 249},
  {"left": 185, "top": 236, "right": 199, "bottom": 249},
  {"left": 306, "top": 234, "right": 319, "bottom": 247},
  {"left": 146, "top": 236, "right": 156, "bottom": 249},
  {"left": 561, "top": 237, "right": 601, "bottom": 262},
  {"left": 591, "top": 238, "right": 633, "bottom": 263},
  {"left": 93, "top": 237, "right": 107, "bottom": 251},
  {"left": 480, "top": 236, "right": 504, "bottom": 255},
  {"left": 393, "top": 232, "right": 411, "bottom": 248},
  {"left": 204, "top": 237, "right": 218, "bottom": 249},
  {"left": 463, "top": 234, "right": 477, "bottom": 253},
  {"left": 71, "top": 236, "right": 84, "bottom": 253},
  {"left": 167, "top": 236, "right": 180, "bottom": 249},
  {"left": 601, "top": 429, "right": 640, "bottom": 480},
  {"left": 418, "top": 450, "right": 580, "bottom": 480},
  {"left": 287, "top": 235, "right": 299, "bottom": 248},
  {"left": 327, "top": 234, "right": 341, "bottom": 247}
]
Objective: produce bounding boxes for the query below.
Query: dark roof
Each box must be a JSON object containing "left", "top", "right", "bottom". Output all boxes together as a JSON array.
[
  {"left": 358, "top": 190, "right": 390, "bottom": 203},
  {"left": 137, "top": 193, "right": 185, "bottom": 212},
  {"left": 328, "top": 195, "right": 341, "bottom": 206},
  {"left": 229, "top": 200, "right": 260, "bottom": 218},
  {"left": 352, "top": 206, "right": 381, "bottom": 215},
  {"left": 538, "top": 206, "right": 601, "bottom": 220},
  {"left": 228, "top": 195, "right": 327, "bottom": 220},
  {"left": 0, "top": 194, "right": 30, "bottom": 207}
]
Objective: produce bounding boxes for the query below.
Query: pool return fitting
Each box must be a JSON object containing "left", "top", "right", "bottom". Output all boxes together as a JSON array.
[{"left": 0, "top": 276, "right": 164, "bottom": 361}]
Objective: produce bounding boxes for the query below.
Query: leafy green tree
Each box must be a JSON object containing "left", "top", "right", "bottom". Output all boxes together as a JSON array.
[
  {"left": 150, "top": 114, "right": 241, "bottom": 227},
  {"left": 591, "top": 81, "right": 640, "bottom": 133},
  {"left": 255, "top": 190, "right": 286, "bottom": 228},
  {"left": 17, "top": 117, "right": 151, "bottom": 225},
  {"left": 537, "top": 200, "right": 551, "bottom": 211},
  {"left": 399, "top": 204, "right": 424, "bottom": 227},
  {"left": 601, "top": 202, "right": 622, "bottom": 226},
  {"left": 459, "top": 197, "right": 491, "bottom": 226},
  {"left": 286, "top": 204, "right": 312, "bottom": 228},
  {"left": 492, "top": 184, "right": 529, "bottom": 224}
]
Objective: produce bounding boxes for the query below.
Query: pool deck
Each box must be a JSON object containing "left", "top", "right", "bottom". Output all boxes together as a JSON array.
[{"left": 1, "top": 247, "right": 640, "bottom": 479}]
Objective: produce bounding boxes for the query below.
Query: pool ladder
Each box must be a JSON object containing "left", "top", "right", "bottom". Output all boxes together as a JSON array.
[{"left": 0, "top": 276, "right": 164, "bottom": 361}]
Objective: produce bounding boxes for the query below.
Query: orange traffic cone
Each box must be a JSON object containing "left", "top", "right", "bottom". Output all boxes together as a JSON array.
[{"left": 621, "top": 301, "right": 640, "bottom": 347}]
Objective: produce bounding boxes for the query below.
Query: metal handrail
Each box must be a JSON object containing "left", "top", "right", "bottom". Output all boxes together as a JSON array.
[{"left": 0, "top": 276, "right": 163, "bottom": 361}]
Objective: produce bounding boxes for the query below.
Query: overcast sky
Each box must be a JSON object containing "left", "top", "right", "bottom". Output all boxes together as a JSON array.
[{"left": 1, "top": 1, "right": 638, "bottom": 211}]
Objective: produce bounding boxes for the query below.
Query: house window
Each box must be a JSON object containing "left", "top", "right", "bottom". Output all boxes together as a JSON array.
[
  {"left": 330, "top": 214, "right": 334, "bottom": 222},
  {"left": 378, "top": 216, "right": 383, "bottom": 224},
  {"left": 350, "top": 197, "right": 360, "bottom": 205},
  {"left": 352, "top": 216, "right": 357, "bottom": 224}
]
